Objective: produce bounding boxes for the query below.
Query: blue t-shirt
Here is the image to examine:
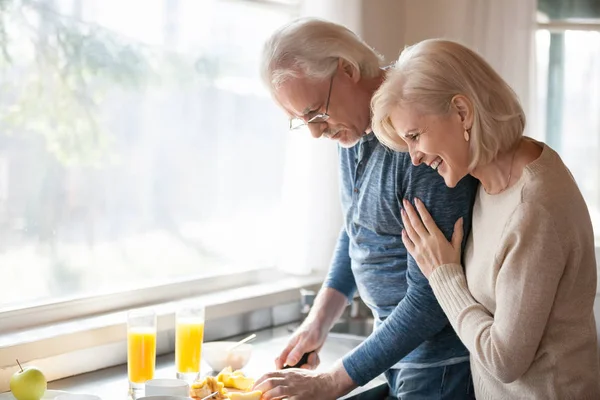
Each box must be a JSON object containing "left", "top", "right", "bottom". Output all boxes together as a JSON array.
[{"left": 324, "top": 133, "right": 479, "bottom": 385}]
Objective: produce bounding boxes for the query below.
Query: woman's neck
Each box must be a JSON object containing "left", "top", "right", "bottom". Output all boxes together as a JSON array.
[
  {"left": 472, "top": 142, "right": 521, "bottom": 195},
  {"left": 472, "top": 139, "right": 543, "bottom": 195}
]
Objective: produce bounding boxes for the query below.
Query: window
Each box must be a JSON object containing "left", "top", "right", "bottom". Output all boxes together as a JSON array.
[
  {"left": 536, "top": 0, "right": 600, "bottom": 242},
  {"left": 0, "top": 0, "right": 300, "bottom": 313}
]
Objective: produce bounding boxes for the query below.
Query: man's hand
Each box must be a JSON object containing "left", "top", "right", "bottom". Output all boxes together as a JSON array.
[
  {"left": 254, "top": 369, "right": 332, "bottom": 400},
  {"left": 275, "top": 287, "right": 349, "bottom": 370},
  {"left": 275, "top": 321, "right": 326, "bottom": 370},
  {"left": 254, "top": 361, "right": 356, "bottom": 400}
]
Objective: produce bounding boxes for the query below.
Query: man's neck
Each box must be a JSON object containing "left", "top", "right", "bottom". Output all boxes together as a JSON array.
[
  {"left": 362, "top": 70, "right": 386, "bottom": 134},
  {"left": 366, "top": 70, "right": 386, "bottom": 96}
]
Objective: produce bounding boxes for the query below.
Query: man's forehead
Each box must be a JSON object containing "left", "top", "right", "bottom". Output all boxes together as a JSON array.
[{"left": 275, "top": 77, "right": 324, "bottom": 116}]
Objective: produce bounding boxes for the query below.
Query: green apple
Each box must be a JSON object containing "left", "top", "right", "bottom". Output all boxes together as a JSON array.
[{"left": 9, "top": 360, "right": 47, "bottom": 400}]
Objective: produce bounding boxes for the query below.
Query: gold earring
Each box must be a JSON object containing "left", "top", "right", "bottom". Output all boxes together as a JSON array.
[{"left": 463, "top": 129, "right": 470, "bottom": 142}]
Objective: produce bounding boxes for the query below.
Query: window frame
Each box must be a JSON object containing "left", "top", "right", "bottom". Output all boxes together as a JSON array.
[
  {"left": 537, "top": 19, "right": 600, "bottom": 32},
  {"left": 535, "top": 17, "right": 600, "bottom": 283}
]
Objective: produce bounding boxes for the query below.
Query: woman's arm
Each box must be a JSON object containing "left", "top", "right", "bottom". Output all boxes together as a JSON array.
[{"left": 429, "top": 203, "right": 566, "bottom": 383}]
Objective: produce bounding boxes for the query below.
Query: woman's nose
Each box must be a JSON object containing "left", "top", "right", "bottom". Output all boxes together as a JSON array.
[{"left": 410, "top": 149, "right": 424, "bottom": 166}]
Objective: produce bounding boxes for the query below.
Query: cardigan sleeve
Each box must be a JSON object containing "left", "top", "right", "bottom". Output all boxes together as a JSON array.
[{"left": 429, "top": 203, "right": 566, "bottom": 384}]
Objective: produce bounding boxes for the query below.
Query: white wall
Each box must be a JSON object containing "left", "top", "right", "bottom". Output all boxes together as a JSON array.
[
  {"left": 403, "top": 0, "right": 536, "bottom": 129},
  {"left": 361, "top": 0, "right": 536, "bottom": 122},
  {"left": 360, "top": 0, "right": 407, "bottom": 62}
]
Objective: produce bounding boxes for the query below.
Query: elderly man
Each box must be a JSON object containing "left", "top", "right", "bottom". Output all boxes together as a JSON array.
[{"left": 254, "top": 18, "right": 478, "bottom": 400}]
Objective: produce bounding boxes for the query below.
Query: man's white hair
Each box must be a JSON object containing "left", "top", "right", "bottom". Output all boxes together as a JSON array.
[{"left": 261, "top": 17, "right": 384, "bottom": 90}]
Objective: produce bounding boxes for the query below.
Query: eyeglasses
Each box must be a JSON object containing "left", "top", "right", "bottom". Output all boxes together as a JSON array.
[{"left": 289, "top": 72, "right": 335, "bottom": 131}]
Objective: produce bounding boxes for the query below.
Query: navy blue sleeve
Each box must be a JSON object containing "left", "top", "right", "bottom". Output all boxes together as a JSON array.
[
  {"left": 323, "top": 226, "right": 357, "bottom": 302},
  {"left": 342, "top": 160, "right": 478, "bottom": 385}
]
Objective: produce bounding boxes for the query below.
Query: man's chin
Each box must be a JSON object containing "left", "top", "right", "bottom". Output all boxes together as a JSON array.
[{"left": 335, "top": 132, "right": 362, "bottom": 148}]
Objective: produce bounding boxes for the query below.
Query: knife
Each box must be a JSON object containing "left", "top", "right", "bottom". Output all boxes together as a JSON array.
[
  {"left": 283, "top": 351, "right": 314, "bottom": 369},
  {"left": 200, "top": 392, "right": 219, "bottom": 400}
]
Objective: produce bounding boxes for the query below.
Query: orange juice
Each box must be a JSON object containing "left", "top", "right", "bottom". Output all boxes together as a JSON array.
[
  {"left": 176, "top": 320, "right": 205, "bottom": 373},
  {"left": 127, "top": 327, "right": 156, "bottom": 383}
]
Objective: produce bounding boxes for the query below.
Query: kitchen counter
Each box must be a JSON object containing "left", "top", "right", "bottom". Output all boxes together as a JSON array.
[{"left": 47, "top": 325, "right": 389, "bottom": 399}]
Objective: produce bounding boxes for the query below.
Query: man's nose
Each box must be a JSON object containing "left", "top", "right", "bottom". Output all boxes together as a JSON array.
[{"left": 307, "top": 123, "right": 324, "bottom": 139}]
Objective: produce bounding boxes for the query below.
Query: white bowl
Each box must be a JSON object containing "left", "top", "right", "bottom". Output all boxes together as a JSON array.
[
  {"left": 145, "top": 378, "right": 189, "bottom": 396},
  {"left": 202, "top": 341, "right": 253, "bottom": 371}
]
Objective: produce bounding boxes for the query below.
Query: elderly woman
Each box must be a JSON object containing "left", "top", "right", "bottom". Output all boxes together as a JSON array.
[{"left": 371, "top": 38, "right": 600, "bottom": 399}]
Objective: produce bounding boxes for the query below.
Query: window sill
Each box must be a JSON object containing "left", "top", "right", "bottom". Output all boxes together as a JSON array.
[{"left": 0, "top": 273, "right": 324, "bottom": 392}]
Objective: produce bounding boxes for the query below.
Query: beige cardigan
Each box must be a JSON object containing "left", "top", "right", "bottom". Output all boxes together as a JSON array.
[{"left": 429, "top": 143, "right": 600, "bottom": 399}]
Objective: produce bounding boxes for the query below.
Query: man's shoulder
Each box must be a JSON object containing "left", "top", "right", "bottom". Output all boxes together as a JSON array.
[{"left": 403, "top": 161, "right": 479, "bottom": 196}]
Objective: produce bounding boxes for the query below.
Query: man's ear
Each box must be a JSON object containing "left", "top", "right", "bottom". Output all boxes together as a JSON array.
[{"left": 339, "top": 58, "right": 361, "bottom": 83}]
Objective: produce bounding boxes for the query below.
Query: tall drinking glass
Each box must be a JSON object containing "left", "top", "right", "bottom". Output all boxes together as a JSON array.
[
  {"left": 175, "top": 304, "right": 205, "bottom": 382},
  {"left": 127, "top": 308, "right": 157, "bottom": 397}
]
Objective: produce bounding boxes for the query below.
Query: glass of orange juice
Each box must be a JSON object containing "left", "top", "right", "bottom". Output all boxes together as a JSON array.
[
  {"left": 175, "top": 304, "right": 205, "bottom": 382},
  {"left": 127, "top": 308, "right": 157, "bottom": 396}
]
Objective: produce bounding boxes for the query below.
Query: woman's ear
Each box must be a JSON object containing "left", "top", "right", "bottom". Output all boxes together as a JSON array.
[
  {"left": 339, "top": 58, "right": 361, "bottom": 83},
  {"left": 451, "top": 95, "right": 474, "bottom": 129}
]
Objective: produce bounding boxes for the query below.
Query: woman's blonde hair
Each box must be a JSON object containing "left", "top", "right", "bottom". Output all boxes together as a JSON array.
[
  {"left": 371, "top": 39, "right": 525, "bottom": 169},
  {"left": 261, "top": 17, "right": 384, "bottom": 90}
]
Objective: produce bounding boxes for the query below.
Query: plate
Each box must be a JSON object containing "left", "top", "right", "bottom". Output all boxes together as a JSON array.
[{"left": 0, "top": 390, "right": 70, "bottom": 399}]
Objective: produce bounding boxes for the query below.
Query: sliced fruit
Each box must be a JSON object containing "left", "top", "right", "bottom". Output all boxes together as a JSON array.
[
  {"left": 190, "top": 376, "right": 228, "bottom": 400},
  {"left": 228, "top": 390, "right": 262, "bottom": 400},
  {"left": 230, "top": 375, "right": 254, "bottom": 391}
]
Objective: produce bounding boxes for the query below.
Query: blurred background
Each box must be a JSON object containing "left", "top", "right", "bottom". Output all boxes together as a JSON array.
[{"left": 0, "top": 0, "right": 598, "bottom": 312}]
